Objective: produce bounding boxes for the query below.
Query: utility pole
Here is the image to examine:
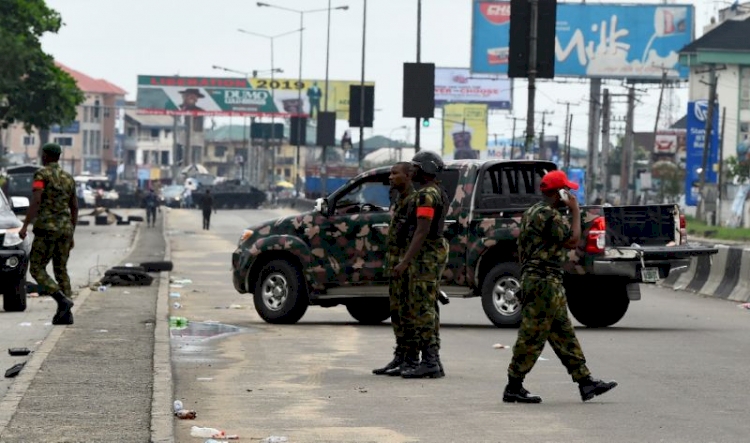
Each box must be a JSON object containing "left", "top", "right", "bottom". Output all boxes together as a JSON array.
[
  {"left": 565, "top": 114, "right": 573, "bottom": 169},
  {"left": 697, "top": 65, "right": 718, "bottom": 221},
  {"left": 653, "top": 70, "right": 668, "bottom": 137},
  {"left": 320, "top": 0, "right": 333, "bottom": 197},
  {"left": 511, "top": 117, "right": 517, "bottom": 159},
  {"left": 557, "top": 100, "right": 578, "bottom": 167},
  {"left": 414, "top": 0, "right": 422, "bottom": 152},
  {"left": 357, "top": 0, "right": 367, "bottom": 171},
  {"left": 718, "top": 106, "right": 727, "bottom": 226},
  {"left": 620, "top": 86, "right": 635, "bottom": 205},
  {"left": 586, "top": 79, "right": 602, "bottom": 204},
  {"left": 536, "top": 110, "right": 553, "bottom": 160},
  {"left": 600, "top": 88, "right": 611, "bottom": 201},
  {"left": 524, "top": 0, "right": 539, "bottom": 157}
]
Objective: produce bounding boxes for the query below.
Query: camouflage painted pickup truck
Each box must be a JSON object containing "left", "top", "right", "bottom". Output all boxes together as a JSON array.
[{"left": 232, "top": 160, "right": 717, "bottom": 328}]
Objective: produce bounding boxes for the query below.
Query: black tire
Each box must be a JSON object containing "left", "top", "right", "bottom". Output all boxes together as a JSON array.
[
  {"left": 253, "top": 259, "right": 308, "bottom": 324},
  {"left": 566, "top": 280, "right": 630, "bottom": 328},
  {"left": 3, "top": 277, "right": 27, "bottom": 312},
  {"left": 346, "top": 299, "right": 390, "bottom": 324},
  {"left": 481, "top": 262, "right": 523, "bottom": 327}
]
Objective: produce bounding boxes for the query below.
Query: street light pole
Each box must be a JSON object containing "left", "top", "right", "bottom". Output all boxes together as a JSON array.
[
  {"left": 358, "top": 0, "right": 367, "bottom": 171},
  {"left": 414, "top": 0, "right": 422, "bottom": 152},
  {"left": 296, "top": 11, "right": 304, "bottom": 194},
  {"left": 321, "top": 0, "right": 333, "bottom": 196}
]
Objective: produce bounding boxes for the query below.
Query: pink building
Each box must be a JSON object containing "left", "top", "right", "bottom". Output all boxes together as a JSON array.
[{"left": 2, "top": 62, "right": 126, "bottom": 176}]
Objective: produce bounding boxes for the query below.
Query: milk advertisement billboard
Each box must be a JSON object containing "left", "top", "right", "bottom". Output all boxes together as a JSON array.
[{"left": 471, "top": 1, "right": 694, "bottom": 79}]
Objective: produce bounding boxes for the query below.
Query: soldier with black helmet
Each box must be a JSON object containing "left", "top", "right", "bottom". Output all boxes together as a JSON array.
[{"left": 393, "top": 150, "right": 450, "bottom": 379}]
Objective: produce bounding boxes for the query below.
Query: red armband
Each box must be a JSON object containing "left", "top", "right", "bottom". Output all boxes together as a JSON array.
[
  {"left": 416, "top": 206, "right": 435, "bottom": 219},
  {"left": 32, "top": 180, "right": 45, "bottom": 190}
]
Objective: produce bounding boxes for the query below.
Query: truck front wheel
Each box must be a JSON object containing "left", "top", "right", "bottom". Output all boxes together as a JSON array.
[
  {"left": 253, "top": 259, "right": 308, "bottom": 324},
  {"left": 566, "top": 280, "right": 630, "bottom": 328},
  {"left": 481, "top": 263, "right": 523, "bottom": 327}
]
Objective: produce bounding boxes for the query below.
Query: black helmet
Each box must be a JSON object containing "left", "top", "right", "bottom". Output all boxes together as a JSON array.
[{"left": 411, "top": 150, "right": 444, "bottom": 176}]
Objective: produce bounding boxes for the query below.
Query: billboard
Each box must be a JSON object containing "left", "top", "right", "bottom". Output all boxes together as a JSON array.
[
  {"left": 471, "top": 1, "right": 694, "bottom": 79},
  {"left": 435, "top": 67, "right": 512, "bottom": 109},
  {"left": 653, "top": 129, "right": 686, "bottom": 155},
  {"left": 685, "top": 100, "right": 720, "bottom": 207},
  {"left": 442, "top": 103, "right": 488, "bottom": 160},
  {"left": 136, "top": 76, "right": 374, "bottom": 119}
]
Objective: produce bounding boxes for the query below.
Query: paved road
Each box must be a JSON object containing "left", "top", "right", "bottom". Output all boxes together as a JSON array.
[
  {"left": 0, "top": 209, "right": 141, "bottom": 399},
  {"left": 168, "top": 209, "right": 750, "bottom": 443}
]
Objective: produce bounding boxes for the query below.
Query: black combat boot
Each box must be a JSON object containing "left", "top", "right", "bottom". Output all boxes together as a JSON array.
[
  {"left": 397, "top": 348, "right": 420, "bottom": 377},
  {"left": 435, "top": 348, "right": 445, "bottom": 378},
  {"left": 401, "top": 346, "right": 442, "bottom": 379},
  {"left": 50, "top": 290, "right": 74, "bottom": 325},
  {"left": 578, "top": 376, "right": 618, "bottom": 402},
  {"left": 372, "top": 347, "right": 405, "bottom": 375},
  {"left": 502, "top": 376, "right": 542, "bottom": 403}
]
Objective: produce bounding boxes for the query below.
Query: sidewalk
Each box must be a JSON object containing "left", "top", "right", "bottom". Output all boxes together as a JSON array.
[{"left": 0, "top": 219, "right": 167, "bottom": 442}]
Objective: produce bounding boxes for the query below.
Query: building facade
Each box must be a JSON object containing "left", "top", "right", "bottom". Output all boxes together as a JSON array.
[
  {"left": 2, "top": 62, "right": 126, "bottom": 177},
  {"left": 123, "top": 106, "right": 176, "bottom": 183}
]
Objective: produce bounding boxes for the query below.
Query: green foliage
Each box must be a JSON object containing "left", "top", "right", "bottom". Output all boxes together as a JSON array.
[
  {"left": 725, "top": 156, "right": 750, "bottom": 184},
  {"left": 652, "top": 162, "right": 684, "bottom": 202},
  {"left": 0, "top": 0, "right": 83, "bottom": 131}
]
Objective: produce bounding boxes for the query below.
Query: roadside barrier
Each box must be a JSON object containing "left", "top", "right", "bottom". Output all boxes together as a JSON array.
[{"left": 660, "top": 244, "right": 750, "bottom": 303}]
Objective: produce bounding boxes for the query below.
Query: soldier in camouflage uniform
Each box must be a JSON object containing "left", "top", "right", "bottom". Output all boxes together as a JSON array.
[
  {"left": 19, "top": 143, "right": 78, "bottom": 325},
  {"left": 373, "top": 162, "right": 416, "bottom": 376},
  {"left": 394, "top": 151, "right": 449, "bottom": 379},
  {"left": 503, "top": 170, "right": 617, "bottom": 403}
]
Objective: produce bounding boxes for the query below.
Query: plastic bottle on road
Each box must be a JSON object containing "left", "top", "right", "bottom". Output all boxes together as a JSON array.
[
  {"left": 173, "top": 400, "right": 183, "bottom": 412},
  {"left": 190, "top": 426, "right": 225, "bottom": 438}
]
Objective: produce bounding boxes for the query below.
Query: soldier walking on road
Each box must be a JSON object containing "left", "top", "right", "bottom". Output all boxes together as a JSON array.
[
  {"left": 503, "top": 170, "right": 617, "bottom": 403},
  {"left": 393, "top": 151, "right": 449, "bottom": 379},
  {"left": 143, "top": 189, "right": 159, "bottom": 227},
  {"left": 19, "top": 143, "right": 78, "bottom": 325},
  {"left": 373, "top": 162, "right": 416, "bottom": 377},
  {"left": 201, "top": 189, "right": 215, "bottom": 230}
]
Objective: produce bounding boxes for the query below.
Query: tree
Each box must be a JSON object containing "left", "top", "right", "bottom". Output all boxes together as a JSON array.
[
  {"left": 725, "top": 155, "right": 750, "bottom": 185},
  {"left": 652, "top": 161, "right": 685, "bottom": 203},
  {"left": 0, "top": 0, "right": 84, "bottom": 133}
]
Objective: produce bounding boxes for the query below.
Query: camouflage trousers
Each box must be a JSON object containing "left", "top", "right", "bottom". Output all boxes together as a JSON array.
[
  {"left": 507, "top": 273, "right": 591, "bottom": 382},
  {"left": 29, "top": 229, "right": 73, "bottom": 297},
  {"left": 402, "top": 238, "right": 448, "bottom": 351},
  {"left": 387, "top": 251, "right": 408, "bottom": 348}
]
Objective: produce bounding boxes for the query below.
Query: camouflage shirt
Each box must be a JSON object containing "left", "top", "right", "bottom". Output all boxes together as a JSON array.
[
  {"left": 386, "top": 186, "right": 416, "bottom": 261},
  {"left": 32, "top": 163, "right": 76, "bottom": 235},
  {"left": 518, "top": 200, "right": 571, "bottom": 278},
  {"left": 404, "top": 183, "right": 448, "bottom": 260}
]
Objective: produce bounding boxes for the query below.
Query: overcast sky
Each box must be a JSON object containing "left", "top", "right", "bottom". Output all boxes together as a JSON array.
[{"left": 41, "top": 0, "right": 725, "bottom": 153}]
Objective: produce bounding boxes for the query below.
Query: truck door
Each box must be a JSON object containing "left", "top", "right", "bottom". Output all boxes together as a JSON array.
[
  {"left": 434, "top": 168, "right": 468, "bottom": 286},
  {"left": 321, "top": 171, "right": 392, "bottom": 288}
]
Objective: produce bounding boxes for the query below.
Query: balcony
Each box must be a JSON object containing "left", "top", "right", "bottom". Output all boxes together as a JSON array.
[{"left": 125, "top": 136, "right": 172, "bottom": 151}]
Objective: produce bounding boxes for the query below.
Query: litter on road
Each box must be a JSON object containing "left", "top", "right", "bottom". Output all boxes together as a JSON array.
[
  {"left": 5, "top": 362, "right": 26, "bottom": 378},
  {"left": 738, "top": 303, "right": 750, "bottom": 310}
]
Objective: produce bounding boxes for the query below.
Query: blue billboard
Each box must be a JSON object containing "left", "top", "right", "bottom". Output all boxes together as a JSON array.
[
  {"left": 471, "top": 1, "right": 694, "bottom": 79},
  {"left": 685, "top": 100, "right": 720, "bottom": 207}
]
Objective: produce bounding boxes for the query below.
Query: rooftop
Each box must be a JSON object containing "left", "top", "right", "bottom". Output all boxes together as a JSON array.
[
  {"left": 680, "top": 16, "right": 750, "bottom": 54},
  {"left": 56, "top": 62, "right": 127, "bottom": 95},
  {"left": 124, "top": 109, "right": 175, "bottom": 128}
]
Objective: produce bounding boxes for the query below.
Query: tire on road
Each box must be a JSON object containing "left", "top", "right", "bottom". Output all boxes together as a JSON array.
[
  {"left": 481, "top": 262, "right": 523, "bottom": 327},
  {"left": 3, "top": 277, "right": 27, "bottom": 312},
  {"left": 566, "top": 280, "right": 630, "bottom": 328},
  {"left": 346, "top": 298, "right": 390, "bottom": 324},
  {"left": 253, "top": 259, "right": 308, "bottom": 324}
]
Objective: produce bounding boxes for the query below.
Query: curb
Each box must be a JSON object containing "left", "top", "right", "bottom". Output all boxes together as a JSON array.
[
  {"left": 0, "top": 287, "right": 92, "bottom": 437},
  {"left": 150, "top": 211, "right": 174, "bottom": 443}
]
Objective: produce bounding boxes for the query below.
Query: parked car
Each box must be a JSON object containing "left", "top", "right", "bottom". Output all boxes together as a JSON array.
[
  {"left": 0, "top": 188, "right": 31, "bottom": 312},
  {"left": 232, "top": 160, "right": 718, "bottom": 328}
]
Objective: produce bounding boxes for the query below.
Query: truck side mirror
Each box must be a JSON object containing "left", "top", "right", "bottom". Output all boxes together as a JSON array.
[{"left": 314, "top": 197, "right": 328, "bottom": 216}]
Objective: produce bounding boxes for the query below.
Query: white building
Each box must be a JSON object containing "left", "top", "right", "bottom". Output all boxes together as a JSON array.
[{"left": 123, "top": 109, "right": 177, "bottom": 183}]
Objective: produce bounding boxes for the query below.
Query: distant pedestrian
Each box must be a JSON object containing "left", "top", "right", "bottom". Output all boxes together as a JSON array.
[
  {"left": 503, "top": 170, "right": 617, "bottom": 404},
  {"left": 143, "top": 189, "right": 159, "bottom": 227},
  {"left": 18, "top": 143, "right": 78, "bottom": 325},
  {"left": 201, "top": 189, "right": 215, "bottom": 230}
]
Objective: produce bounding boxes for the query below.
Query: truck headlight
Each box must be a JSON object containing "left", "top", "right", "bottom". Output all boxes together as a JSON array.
[{"left": 2, "top": 228, "right": 23, "bottom": 247}]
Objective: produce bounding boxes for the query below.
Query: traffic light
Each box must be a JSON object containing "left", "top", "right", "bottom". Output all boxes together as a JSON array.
[{"left": 422, "top": 119, "right": 430, "bottom": 128}]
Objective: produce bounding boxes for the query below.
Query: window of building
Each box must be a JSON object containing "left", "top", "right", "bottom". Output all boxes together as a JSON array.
[
  {"left": 284, "top": 168, "right": 291, "bottom": 178},
  {"left": 215, "top": 145, "right": 228, "bottom": 157},
  {"left": 103, "top": 138, "right": 110, "bottom": 150},
  {"left": 127, "top": 127, "right": 135, "bottom": 137},
  {"left": 83, "top": 129, "right": 89, "bottom": 155},
  {"left": 94, "top": 130, "right": 101, "bottom": 154},
  {"left": 161, "top": 151, "right": 170, "bottom": 165},
  {"left": 103, "top": 106, "right": 110, "bottom": 118},
  {"left": 93, "top": 100, "right": 100, "bottom": 120},
  {"left": 741, "top": 67, "right": 750, "bottom": 111},
  {"left": 23, "top": 136, "right": 35, "bottom": 146},
  {"left": 150, "top": 128, "right": 160, "bottom": 139},
  {"left": 193, "top": 116, "right": 204, "bottom": 132},
  {"left": 84, "top": 106, "right": 90, "bottom": 123},
  {"left": 165, "top": 129, "right": 172, "bottom": 138},
  {"left": 53, "top": 137, "right": 73, "bottom": 147}
]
